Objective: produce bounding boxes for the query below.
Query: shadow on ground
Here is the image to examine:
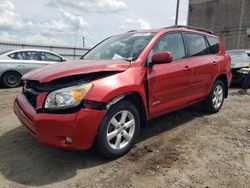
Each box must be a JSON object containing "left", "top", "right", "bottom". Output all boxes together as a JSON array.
[{"left": 0, "top": 105, "right": 207, "bottom": 186}]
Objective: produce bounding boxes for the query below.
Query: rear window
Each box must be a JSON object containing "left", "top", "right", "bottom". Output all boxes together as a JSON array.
[
  {"left": 185, "top": 33, "right": 209, "bottom": 57},
  {"left": 206, "top": 36, "right": 220, "bottom": 54}
]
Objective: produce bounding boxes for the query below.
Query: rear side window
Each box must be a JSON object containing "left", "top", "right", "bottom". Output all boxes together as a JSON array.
[
  {"left": 22, "top": 51, "right": 39, "bottom": 60},
  {"left": 206, "top": 36, "right": 220, "bottom": 54},
  {"left": 185, "top": 33, "right": 209, "bottom": 57}
]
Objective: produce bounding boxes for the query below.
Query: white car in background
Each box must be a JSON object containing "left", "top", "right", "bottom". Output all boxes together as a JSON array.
[{"left": 0, "top": 49, "right": 67, "bottom": 88}]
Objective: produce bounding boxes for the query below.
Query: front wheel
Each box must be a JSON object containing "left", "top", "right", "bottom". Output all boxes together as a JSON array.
[
  {"left": 96, "top": 100, "right": 140, "bottom": 158},
  {"left": 203, "top": 80, "right": 225, "bottom": 114}
]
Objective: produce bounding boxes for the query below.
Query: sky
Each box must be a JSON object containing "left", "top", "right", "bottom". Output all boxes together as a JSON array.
[{"left": 0, "top": 0, "right": 189, "bottom": 48}]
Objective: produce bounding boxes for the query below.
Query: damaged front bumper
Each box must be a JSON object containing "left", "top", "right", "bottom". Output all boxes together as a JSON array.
[
  {"left": 14, "top": 93, "right": 106, "bottom": 150},
  {"left": 232, "top": 68, "right": 250, "bottom": 85}
]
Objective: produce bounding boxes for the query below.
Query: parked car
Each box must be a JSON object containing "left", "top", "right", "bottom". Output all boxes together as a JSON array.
[
  {"left": 14, "top": 26, "right": 232, "bottom": 158},
  {"left": 0, "top": 49, "right": 67, "bottom": 88},
  {"left": 226, "top": 49, "right": 250, "bottom": 85}
]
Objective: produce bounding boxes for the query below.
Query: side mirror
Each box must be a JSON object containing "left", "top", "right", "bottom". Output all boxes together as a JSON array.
[{"left": 151, "top": 51, "right": 173, "bottom": 64}]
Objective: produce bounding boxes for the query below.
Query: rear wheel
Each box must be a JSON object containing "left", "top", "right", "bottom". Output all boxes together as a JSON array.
[
  {"left": 203, "top": 80, "right": 225, "bottom": 113},
  {"left": 1, "top": 71, "right": 21, "bottom": 88},
  {"left": 96, "top": 100, "right": 140, "bottom": 158}
]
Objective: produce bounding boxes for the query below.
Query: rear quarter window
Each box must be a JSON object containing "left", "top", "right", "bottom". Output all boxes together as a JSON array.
[
  {"left": 8, "top": 52, "right": 24, "bottom": 60},
  {"left": 206, "top": 36, "right": 220, "bottom": 54}
]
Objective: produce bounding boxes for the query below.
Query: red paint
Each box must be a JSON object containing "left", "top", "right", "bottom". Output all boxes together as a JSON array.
[
  {"left": 151, "top": 51, "right": 173, "bottom": 64},
  {"left": 22, "top": 60, "right": 130, "bottom": 83},
  {"left": 14, "top": 94, "right": 105, "bottom": 149},
  {"left": 14, "top": 27, "right": 232, "bottom": 150}
]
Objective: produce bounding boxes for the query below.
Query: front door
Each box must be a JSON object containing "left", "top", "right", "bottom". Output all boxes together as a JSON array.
[{"left": 147, "top": 33, "right": 192, "bottom": 118}]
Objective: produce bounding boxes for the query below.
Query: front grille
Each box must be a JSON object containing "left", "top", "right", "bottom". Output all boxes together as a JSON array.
[
  {"left": 24, "top": 91, "right": 37, "bottom": 108},
  {"left": 23, "top": 80, "right": 39, "bottom": 108}
]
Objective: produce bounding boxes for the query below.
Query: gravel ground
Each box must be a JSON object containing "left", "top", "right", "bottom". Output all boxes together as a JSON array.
[{"left": 0, "top": 87, "right": 249, "bottom": 188}]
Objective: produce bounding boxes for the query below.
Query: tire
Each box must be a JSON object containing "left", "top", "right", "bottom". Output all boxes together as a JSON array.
[
  {"left": 96, "top": 100, "right": 140, "bottom": 158},
  {"left": 1, "top": 71, "right": 21, "bottom": 88},
  {"left": 203, "top": 80, "right": 225, "bottom": 114}
]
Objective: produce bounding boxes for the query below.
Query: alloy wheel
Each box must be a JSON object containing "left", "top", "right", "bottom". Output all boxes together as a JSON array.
[
  {"left": 212, "top": 85, "right": 224, "bottom": 109},
  {"left": 106, "top": 110, "right": 135, "bottom": 150}
]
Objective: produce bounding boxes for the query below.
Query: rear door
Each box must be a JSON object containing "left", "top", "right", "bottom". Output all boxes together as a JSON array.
[
  {"left": 183, "top": 33, "right": 219, "bottom": 101},
  {"left": 22, "top": 51, "right": 46, "bottom": 73},
  {"left": 147, "top": 32, "right": 192, "bottom": 117},
  {"left": 7, "top": 51, "right": 44, "bottom": 75}
]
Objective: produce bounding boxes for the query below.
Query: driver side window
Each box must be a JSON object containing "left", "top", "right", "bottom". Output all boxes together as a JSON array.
[{"left": 148, "top": 33, "right": 186, "bottom": 64}]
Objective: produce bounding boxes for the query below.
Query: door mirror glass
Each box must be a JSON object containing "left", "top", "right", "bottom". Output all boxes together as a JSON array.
[{"left": 151, "top": 51, "right": 173, "bottom": 64}]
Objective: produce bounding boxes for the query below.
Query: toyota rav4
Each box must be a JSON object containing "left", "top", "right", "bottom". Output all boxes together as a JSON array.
[{"left": 14, "top": 26, "right": 232, "bottom": 158}]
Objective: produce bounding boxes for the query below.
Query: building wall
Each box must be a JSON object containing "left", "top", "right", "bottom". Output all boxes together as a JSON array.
[
  {"left": 0, "top": 41, "right": 90, "bottom": 60},
  {"left": 188, "top": 0, "right": 250, "bottom": 50}
]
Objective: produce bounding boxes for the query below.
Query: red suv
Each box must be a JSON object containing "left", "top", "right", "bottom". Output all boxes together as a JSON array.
[{"left": 14, "top": 26, "right": 232, "bottom": 158}]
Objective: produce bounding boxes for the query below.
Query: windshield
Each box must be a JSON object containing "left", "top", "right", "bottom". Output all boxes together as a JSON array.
[{"left": 83, "top": 32, "right": 155, "bottom": 61}]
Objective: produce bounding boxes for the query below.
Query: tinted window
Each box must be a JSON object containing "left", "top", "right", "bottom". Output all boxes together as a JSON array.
[
  {"left": 22, "top": 51, "right": 39, "bottom": 60},
  {"left": 206, "top": 36, "right": 219, "bottom": 54},
  {"left": 185, "top": 33, "right": 208, "bottom": 57},
  {"left": 38, "top": 52, "right": 62, "bottom": 62},
  {"left": 148, "top": 33, "right": 185, "bottom": 62}
]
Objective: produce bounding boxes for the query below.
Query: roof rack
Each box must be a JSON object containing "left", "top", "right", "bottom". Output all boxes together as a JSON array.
[{"left": 166, "top": 25, "right": 214, "bottom": 35}]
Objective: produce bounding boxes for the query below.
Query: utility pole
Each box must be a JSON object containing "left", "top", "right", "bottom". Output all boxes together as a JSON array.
[
  {"left": 237, "top": 0, "right": 245, "bottom": 49},
  {"left": 82, "top": 37, "right": 85, "bottom": 48},
  {"left": 175, "top": 0, "right": 180, "bottom": 25}
]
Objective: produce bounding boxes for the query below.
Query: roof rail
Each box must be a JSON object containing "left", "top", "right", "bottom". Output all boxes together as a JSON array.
[{"left": 166, "top": 25, "right": 214, "bottom": 35}]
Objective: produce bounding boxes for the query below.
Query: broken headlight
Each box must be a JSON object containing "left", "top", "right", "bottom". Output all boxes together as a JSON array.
[
  {"left": 236, "top": 68, "right": 250, "bottom": 75},
  {"left": 44, "top": 83, "right": 93, "bottom": 110}
]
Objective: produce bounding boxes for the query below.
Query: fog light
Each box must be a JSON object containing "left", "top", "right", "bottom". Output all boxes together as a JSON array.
[{"left": 65, "top": 137, "right": 72, "bottom": 144}]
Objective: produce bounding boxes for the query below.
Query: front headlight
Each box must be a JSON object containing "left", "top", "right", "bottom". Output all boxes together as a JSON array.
[
  {"left": 237, "top": 68, "right": 250, "bottom": 74},
  {"left": 45, "top": 83, "right": 93, "bottom": 110}
]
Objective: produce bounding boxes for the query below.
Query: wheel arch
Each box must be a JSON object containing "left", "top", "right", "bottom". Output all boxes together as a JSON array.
[
  {"left": 215, "top": 74, "right": 228, "bottom": 98},
  {"left": 106, "top": 92, "right": 148, "bottom": 129}
]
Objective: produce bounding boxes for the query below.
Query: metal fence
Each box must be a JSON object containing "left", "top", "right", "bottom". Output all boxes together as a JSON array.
[{"left": 0, "top": 41, "right": 90, "bottom": 60}]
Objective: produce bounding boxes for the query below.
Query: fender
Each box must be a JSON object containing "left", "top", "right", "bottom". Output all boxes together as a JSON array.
[{"left": 207, "top": 72, "right": 229, "bottom": 98}]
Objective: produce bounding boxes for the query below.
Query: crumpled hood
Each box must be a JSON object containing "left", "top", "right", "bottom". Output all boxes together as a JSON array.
[
  {"left": 22, "top": 59, "right": 130, "bottom": 83},
  {"left": 231, "top": 61, "right": 250, "bottom": 69}
]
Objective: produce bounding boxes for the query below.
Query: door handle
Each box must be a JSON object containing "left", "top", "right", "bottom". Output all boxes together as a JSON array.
[
  {"left": 212, "top": 61, "right": 218, "bottom": 66},
  {"left": 184, "top": 66, "right": 191, "bottom": 71}
]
